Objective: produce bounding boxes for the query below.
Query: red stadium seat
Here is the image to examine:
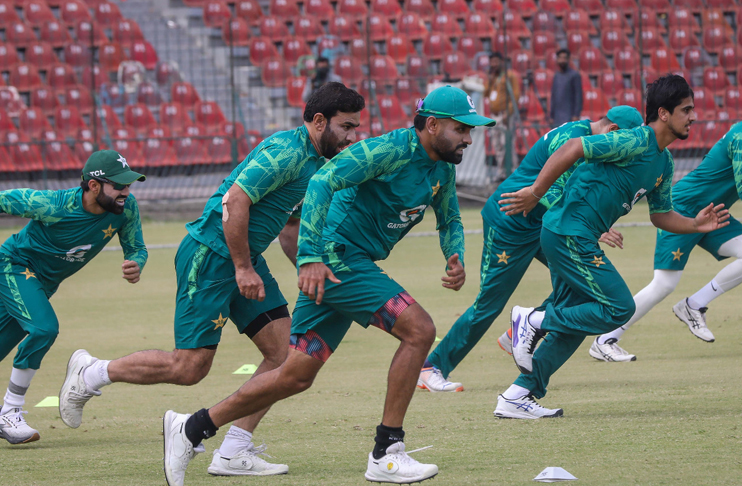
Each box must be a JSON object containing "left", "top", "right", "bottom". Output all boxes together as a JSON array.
[
  {"left": 40, "top": 20, "right": 73, "bottom": 47},
  {"left": 93, "top": 105, "right": 122, "bottom": 132},
  {"left": 719, "top": 45, "right": 741, "bottom": 72},
  {"left": 46, "top": 141, "right": 81, "bottom": 170},
  {"left": 0, "top": 86, "right": 26, "bottom": 116},
  {"left": 269, "top": 0, "right": 300, "bottom": 19},
  {"left": 458, "top": 34, "right": 484, "bottom": 60},
  {"left": 248, "top": 37, "right": 279, "bottom": 66},
  {"left": 494, "top": 33, "right": 521, "bottom": 53},
  {"left": 349, "top": 37, "right": 376, "bottom": 60},
  {"left": 54, "top": 105, "right": 86, "bottom": 137},
  {"left": 235, "top": 0, "right": 264, "bottom": 25},
  {"left": 404, "top": 0, "right": 436, "bottom": 20},
  {"left": 75, "top": 20, "right": 107, "bottom": 47},
  {"left": 386, "top": 34, "right": 414, "bottom": 63},
  {"left": 423, "top": 33, "right": 455, "bottom": 60},
  {"left": 220, "top": 121, "right": 252, "bottom": 160},
  {"left": 0, "top": 42, "right": 18, "bottom": 68},
  {"left": 639, "top": 10, "right": 666, "bottom": 34},
  {"left": 94, "top": 2, "right": 122, "bottom": 26},
  {"left": 532, "top": 30, "right": 557, "bottom": 59},
  {"left": 602, "top": 30, "right": 631, "bottom": 55},
  {"left": 613, "top": 47, "right": 639, "bottom": 74},
  {"left": 19, "top": 107, "right": 52, "bottom": 139},
  {"left": 203, "top": 1, "right": 232, "bottom": 28},
  {"left": 442, "top": 51, "right": 472, "bottom": 76},
  {"left": 156, "top": 61, "right": 180, "bottom": 86},
  {"left": 431, "top": 13, "right": 463, "bottom": 37},
  {"left": 464, "top": 13, "right": 495, "bottom": 38},
  {"left": 506, "top": 0, "right": 537, "bottom": 17},
  {"left": 258, "top": 16, "right": 289, "bottom": 42},
  {"left": 692, "top": 87, "right": 719, "bottom": 120},
  {"left": 395, "top": 77, "right": 423, "bottom": 106},
  {"left": 702, "top": 9, "right": 733, "bottom": 33},
  {"left": 171, "top": 81, "right": 200, "bottom": 107},
  {"left": 369, "top": 55, "right": 399, "bottom": 83},
  {"left": 683, "top": 46, "right": 708, "bottom": 71},
  {"left": 650, "top": 47, "right": 681, "bottom": 72},
  {"left": 668, "top": 8, "right": 699, "bottom": 33},
  {"left": 174, "top": 127, "right": 209, "bottom": 166},
  {"left": 501, "top": 11, "right": 530, "bottom": 38},
  {"left": 532, "top": 68, "right": 554, "bottom": 97},
  {"left": 515, "top": 124, "right": 546, "bottom": 157},
  {"left": 703, "top": 66, "right": 730, "bottom": 93},
  {"left": 206, "top": 135, "right": 233, "bottom": 164},
  {"left": 472, "top": 0, "right": 503, "bottom": 17},
  {"left": 371, "top": 0, "right": 402, "bottom": 18},
  {"left": 64, "top": 84, "right": 93, "bottom": 114},
  {"left": 510, "top": 49, "right": 533, "bottom": 73},
  {"left": 316, "top": 36, "right": 340, "bottom": 56},
  {"left": 0, "top": 108, "right": 15, "bottom": 137},
  {"left": 26, "top": 42, "right": 57, "bottom": 71},
  {"left": 261, "top": 58, "right": 292, "bottom": 87},
  {"left": 159, "top": 102, "right": 192, "bottom": 134},
  {"left": 7, "top": 131, "right": 44, "bottom": 171},
  {"left": 566, "top": 31, "right": 591, "bottom": 54},
  {"left": 283, "top": 38, "right": 311, "bottom": 65},
  {"left": 9, "top": 63, "right": 43, "bottom": 91},
  {"left": 6, "top": 22, "right": 38, "bottom": 48},
  {"left": 194, "top": 102, "right": 227, "bottom": 132},
  {"left": 286, "top": 76, "right": 307, "bottom": 108},
  {"left": 30, "top": 86, "right": 59, "bottom": 115},
  {"left": 573, "top": 0, "right": 603, "bottom": 15},
  {"left": 328, "top": 15, "right": 361, "bottom": 41},
  {"left": 541, "top": 0, "right": 571, "bottom": 15},
  {"left": 304, "top": 0, "right": 333, "bottom": 21},
  {"left": 642, "top": 0, "right": 671, "bottom": 13},
  {"left": 578, "top": 47, "right": 609, "bottom": 75},
  {"left": 638, "top": 28, "right": 667, "bottom": 50},
  {"left": 136, "top": 81, "right": 162, "bottom": 106},
  {"left": 605, "top": 0, "right": 637, "bottom": 12},
  {"left": 708, "top": 0, "right": 738, "bottom": 9},
  {"left": 723, "top": 87, "right": 741, "bottom": 112},
  {"left": 124, "top": 103, "right": 157, "bottom": 134},
  {"left": 294, "top": 16, "right": 324, "bottom": 39},
  {"left": 532, "top": 11, "right": 559, "bottom": 33},
  {"left": 110, "top": 129, "right": 144, "bottom": 169},
  {"left": 439, "top": 0, "right": 470, "bottom": 19},
  {"left": 60, "top": 0, "right": 92, "bottom": 25},
  {"left": 564, "top": 9, "right": 596, "bottom": 35},
  {"left": 63, "top": 42, "right": 92, "bottom": 67},
  {"left": 397, "top": 13, "right": 428, "bottom": 40},
  {"left": 582, "top": 88, "right": 611, "bottom": 119},
  {"left": 376, "top": 95, "right": 408, "bottom": 129},
  {"left": 142, "top": 135, "right": 178, "bottom": 167},
  {"left": 599, "top": 10, "right": 630, "bottom": 33},
  {"left": 406, "top": 54, "right": 430, "bottom": 79},
  {"left": 598, "top": 70, "right": 624, "bottom": 94},
  {"left": 703, "top": 26, "right": 732, "bottom": 54},
  {"left": 669, "top": 27, "right": 700, "bottom": 53},
  {"left": 337, "top": 0, "right": 368, "bottom": 18},
  {"left": 518, "top": 89, "right": 546, "bottom": 122},
  {"left": 100, "top": 42, "right": 126, "bottom": 73},
  {"left": 74, "top": 140, "right": 96, "bottom": 165},
  {"left": 0, "top": 146, "right": 15, "bottom": 173},
  {"left": 131, "top": 40, "right": 158, "bottom": 70},
  {"left": 24, "top": 0, "right": 56, "bottom": 27},
  {"left": 0, "top": 1, "right": 20, "bottom": 27},
  {"left": 365, "top": 14, "right": 395, "bottom": 42}
]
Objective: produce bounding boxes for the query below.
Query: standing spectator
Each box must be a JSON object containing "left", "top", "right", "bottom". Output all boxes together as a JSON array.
[
  {"left": 550, "top": 49, "right": 583, "bottom": 127},
  {"left": 302, "top": 57, "right": 342, "bottom": 102},
  {"left": 485, "top": 52, "right": 520, "bottom": 179}
]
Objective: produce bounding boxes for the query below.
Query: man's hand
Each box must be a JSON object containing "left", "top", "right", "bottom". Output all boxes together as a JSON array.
[
  {"left": 598, "top": 228, "right": 624, "bottom": 249},
  {"left": 694, "top": 203, "right": 730, "bottom": 233},
  {"left": 236, "top": 266, "right": 265, "bottom": 301},
  {"left": 122, "top": 260, "right": 141, "bottom": 284},
  {"left": 499, "top": 185, "right": 540, "bottom": 217},
  {"left": 298, "top": 262, "right": 341, "bottom": 305},
  {"left": 441, "top": 253, "right": 466, "bottom": 291}
]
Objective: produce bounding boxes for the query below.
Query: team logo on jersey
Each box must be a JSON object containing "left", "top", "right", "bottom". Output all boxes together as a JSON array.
[
  {"left": 60, "top": 244, "right": 93, "bottom": 262},
  {"left": 387, "top": 205, "right": 428, "bottom": 229},
  {"left": 117, "top": 154, "right": 128, "bottom": 168},
  {"left": 622, "top": 188, "right": 647, "bottom": 214}
]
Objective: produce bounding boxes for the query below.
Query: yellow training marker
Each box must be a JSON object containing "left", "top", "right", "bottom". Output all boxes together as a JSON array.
[
  {"left": 233, "top": 364, "right": 258, "bottom": 375},
  {"left": 35, "top": 396, "right": 59, "bottom": 407}
]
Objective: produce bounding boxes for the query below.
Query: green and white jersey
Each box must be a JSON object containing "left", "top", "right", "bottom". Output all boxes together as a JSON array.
[
  {"left": 0, "top": 187, "right": 147, "bottom": 290},
  {"left": 297, "top": 128, "right": 464, "bottom": 265},
  {"left": 671, "top": 121, "right": 742, "bottom": 217},
  {"left": 543, "top": 125, "right": 674, "bottom": 240},
  {"left": 187, "top": 125, "right": 324, "bottom": 259},
  {"left": 482, "top": 120, "right": 592, "bottom": 241}
]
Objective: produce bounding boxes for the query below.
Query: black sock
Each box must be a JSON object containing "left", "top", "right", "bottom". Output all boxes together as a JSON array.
[
  {"left": 422, "top": 359, "right": 433, "bottom": 369},
  {"left": 184, "top": 408, "right": 218, "bottom": 447},
  {"left": 372, "top": 424, "right": 405, "bottom": 460}
]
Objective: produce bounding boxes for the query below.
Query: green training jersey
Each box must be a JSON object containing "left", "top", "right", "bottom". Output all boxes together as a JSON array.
[
  {"left": 0, "top": 187, "right": 147, "bottom": 290},
  {"left": 297, "top": 128, "right": 465, "bottom": 265},
  {"left": 543, "top": 125, "right": 674, "bottom": 240},
  {"left": 187, "top": 125, "right": 323, "bottom": 260},
  {"left": 482, "top": 120, "right": 592, "bottom": 241},
  {"left": 670, "top": 121, "right": 742, "bottom": 217}
]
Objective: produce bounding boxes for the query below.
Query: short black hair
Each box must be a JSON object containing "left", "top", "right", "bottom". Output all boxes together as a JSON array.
[
  {"left": 556, "top": 48, "right": 570, "bottom": 58},
  {"left": 645, "top": 74, "right": 694, "bottom": 124},
  {"left": 413, "top": 114, "right": 427, "bottom": 131},
  {"left": 80, "top": 180, "right": 91, "bottom": 191},
  {"left": 316, "top": 56, "right": 330, "bottom": 65},
  {"left": 490, "top": 52, "right": 503, "bottom": 60},
  {"left": 303, "top": 82, "right": 365, "bottom": 122}
]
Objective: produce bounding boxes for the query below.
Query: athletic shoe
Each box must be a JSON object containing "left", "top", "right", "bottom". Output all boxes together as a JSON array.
[
  {"left": 208, "top": 445, "right": 289, "bottom": 476},
  {"left": 163, "top": 410, "right": 205, "bottom": 486},
  {"left": 365, "top": 442, "right": 438, "bottom": 484},
  {"left": 417, "top": 367, "right": 463, "bottom": 392},
  {"left": 497, "top": 328, "right": 513, "bottom": 355},
  {"left": 510, "top": 306, "right": 544, "bottom": 374},
  {"left": 59, "top": 349, "right": 101, "bottom": 428},
  {"left": 588, "top": 337, "right": 636, "bottom": 362},
  {"left": 494, "top": 394, "right": 563, "bottom": 419},
  {"left": 673, "top": 299, "right": 715, "bottom": 342},
  {"left": 0, "top": 407, "right": 40, "bottom": 444}
]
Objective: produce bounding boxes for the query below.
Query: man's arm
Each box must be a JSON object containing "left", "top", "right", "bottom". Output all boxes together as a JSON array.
[
  {"left": 650, "top": 204, "right": 729, "bottom": 234},
  {"left": 432, "top": 170, "right": 466, "bottom": 291},
  {"left": 278, "top": 216, "right": 300, "bottom": 266},
  {"left": 0, "top": 188, "right": 68, "bottom": 223},
  {"left": 118, "top": 197, "right": 148, "bottom": 284}
]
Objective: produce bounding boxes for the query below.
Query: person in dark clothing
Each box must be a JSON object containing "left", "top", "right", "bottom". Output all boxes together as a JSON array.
[
  {"left": 550, "top": 49, "right": 583, "bottom": 127},
  {"left": 302, "top": 57, "right": 342, "bottom": 102}
]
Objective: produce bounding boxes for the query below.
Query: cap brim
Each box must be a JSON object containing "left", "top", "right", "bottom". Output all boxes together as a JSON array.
[
  {"left": 108, "top": 171, "right": 146, "bottom": 184},
  {"left": 452, "top": 114, "right": 497, "bottom": 127}
]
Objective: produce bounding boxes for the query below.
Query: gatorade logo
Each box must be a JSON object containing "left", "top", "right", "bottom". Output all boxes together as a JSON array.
[
  {"left": 388, "top": 205, "right": 427, "bottom": 229},
  {"left": 622, "top": 188, "right": 647, "bottom": 214},
  {"left": 61, "top": 244, "right": 93, "bottom": 262}
]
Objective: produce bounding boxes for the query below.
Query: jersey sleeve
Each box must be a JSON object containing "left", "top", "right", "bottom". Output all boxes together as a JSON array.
[
  {"left": 729, "top": 132, "right": 742, "bottom": 200},
  {"left": 581, "top": 129, "right": 649, "bottom": 165},
  {"left": 539, "top": 124, "right": 587, "bottom": 210},
  {"left": 432, "top": 167, "right": 465, "bottom": 266},
  {"left": 119, "top": 197, "right": 148, "bottom": 271},
  {"left": 0, "top": 189, "right": 71, "bottom": 223},
  {"left": 296, "top": 134, "right": 409, "bottom": 265},
  {"left": 233, "top": 141, "right": 304, "bottom": 204},
  {"left": 647, "top": 152, "right": 675, "bottom": 214}
]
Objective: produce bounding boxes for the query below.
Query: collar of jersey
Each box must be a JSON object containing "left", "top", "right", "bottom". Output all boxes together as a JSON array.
[{"left": 298, "top": 125, "right": 322, "bottom": 161}]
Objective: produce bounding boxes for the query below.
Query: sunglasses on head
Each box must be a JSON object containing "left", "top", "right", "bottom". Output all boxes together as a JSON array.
[
  {"left": 92, "top": 177, "right": 131, "bottom": 191},
  {"left": 415, "top": 98, "right": 454, "bottom": 117}
]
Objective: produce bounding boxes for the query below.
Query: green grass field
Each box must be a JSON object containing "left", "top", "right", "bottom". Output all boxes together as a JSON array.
[{"left": 2, "top": 204, "right": 741, "bottom": 485}]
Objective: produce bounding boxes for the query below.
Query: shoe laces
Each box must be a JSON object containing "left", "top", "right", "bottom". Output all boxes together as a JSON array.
[
  {"left": 67, "top": 386, "right": 101, "bottom": 405},
  {"left": 606, "top": 341, "right": 627, "bottom": 356},
  {"left": 389, "top": 445, "right": 433, "bottom": 466},
  {"left": 4, "top": 408, "right": 29, "bottom": 426},
  {"left": 427, "top": 369, "right": 449, "bottom": 387},
  {"left": 525, "top": 325, "right": 544, "bottom": 354},
  {"left": 246, "top": 443, "right": 275, "bottom": 460}
]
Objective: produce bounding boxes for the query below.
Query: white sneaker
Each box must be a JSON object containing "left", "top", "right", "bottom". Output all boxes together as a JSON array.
[
  {"left": 589, "top": 337, "right": 636, "bottom": 362},
  {"left": 0, "top": 407, "right": 40, "bottom": 444},
  {"left": 59, "top": 349, "right": 101, "bottom": 428},
  {"left": 510, "top": 306, "right": 544, "bottom": 374},
  {"left": 494, "top": 394, "right": 563, "bottom": 419},
  {"left": 417, "top": 367, "right": 463, "bottom": 392},
  {"left": 208, "top": 445, "right": 289, "bottom": 476},
  {"left": 163, "top": 410, "right": 205, "bottom": 486},
  {"left": 673, "top": 299, "right": 715, "bottom": 342},
  {"left": 365, "top": 442, "right": 438, "bottom": 484},
  {"left": 497, "top": 328, "right": 512, "bottom": 355}
]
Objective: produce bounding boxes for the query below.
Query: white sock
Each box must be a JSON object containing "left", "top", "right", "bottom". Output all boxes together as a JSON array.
[
  {"left": 83, "top": 360, "right": 112, "bottom": 391},
  {"left": 528, "top": 311, "right": 545, "bottom": 329},
  {"left": 1, "top": 368, "right": 36, "bottom": 414},
  {"left": 502, "top": 384, "right": 530, "bottom": 400},
  {"left": 687, "top": 279, "right": 724, "bottom": 309},
  {"left": 219, "top": 426, "right": 254, "bottom": 458}
]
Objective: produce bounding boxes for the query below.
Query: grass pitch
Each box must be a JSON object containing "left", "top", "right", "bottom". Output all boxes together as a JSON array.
[{"left": 1, "top": 203, "right": 741, "bottom": 485}]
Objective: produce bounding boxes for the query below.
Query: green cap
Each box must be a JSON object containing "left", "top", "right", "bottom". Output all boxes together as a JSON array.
[
  {"left": 81, "top": 150, "right": 146, "bottom": 184},
  {"left": 416, "top": 86, "right": 497, "bottom": 127},
  {"left": 606, "top": 105, "right": 644, "bottom": 130}
]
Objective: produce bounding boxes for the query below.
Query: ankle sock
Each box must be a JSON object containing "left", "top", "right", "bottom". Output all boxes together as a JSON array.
[
  {"left": 184, "top": 408, "right": 218, "bottom": 447},
  {"left": 372, "top": 424, "right": 404, "bottom": 460},
  {"left": 219, "top": 426, "right": 253, "bottom": 457},
  {"left": 528, "top": 311, "right": 545, "bottom": 329},
  {"left": 502, "top": 384, "right": 530, "bottom": 400},
  {"left": 83, "top": 360, "right": 112, "bottom": 391}
]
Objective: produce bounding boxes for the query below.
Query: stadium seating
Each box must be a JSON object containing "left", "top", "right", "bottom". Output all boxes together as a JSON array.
[
  {"left": 578, "top": 47, "right": 609, "bottom": 74},
  {"left": 269, "top": 0, "right": 300, "bottom": 19},
  {"left": 261, "top": 58, "right": 292, "bottom": 87},
  {"left": 472, "top": 0, "right": 503, "bottom": 17},
  {"left": 249, "top": 37, "right": 279, "bottom": 66},
  {"left": 305, "top": 0, "right": 334, "bottom": 21},
  {"left": 464, "top": 12, "right": 495, "bottom": 38},
  {"left": 94, "top": 2, "right": 123, "bottom": 26},
  {"left": 432, "top": 13, "right": 463, "bottom": 37},
  {"left": 65, "top": 85, "right": 93, "bottom": 114},
  {"left": 532, "top": 31, "right": 557, "bottom": 60},
  {"left": 387, "top": 34, "right": 415, "bottom": 63},
  {"left": 442, "top": 51, "right": 473, "bottom": 76},
  {"left": 365, "top": 14, "right": 395, "bottom": 41},
  {"left": 48, "top": 63, "right": 78, "bottom": 91},
  {"left": 582, "top": 88, "right": 611, "bottom": 120},
  {"left": 286, "top": 76, "right": 307, "bottom": 108},
  {"left": 54, "top": 106, "right": 87, "bottom": 138},
  {"left": 404, "top": 0, "right": 436, "bottom": 20},
  {"left": 510, "top": 50, "right": 533, "bottom": 73},
  {"left": 30, "top": 86, "right": 60, "bottom": 115},
  {"left": 7, "top": 22, "right": 38, "bottom": 48},
  {"left": 294, "top": 16, "right": 324, "bottom": 39},
  {"left": 406, "top": 54, "right": 431, "bottom": 79},
  {"left": 423, "top": 33, "right": 455, "bottom": 60},
  {"left": 328, "top": 15, "right": 361, "bottom": 41},
  {"left": 203, "top": 1, "right": 231, "bottom": 28},
  {"left": 235, "top": 0, "right": 264, "bottom": 25},
  {"left": 284, "top": 38, "right": 312, "bottom": 65},
  {"left": 41, "top": 20, "right": 73, "bottom": 47},
  {"left": 259, "top": 16, "right": 290, "bottom": 42},
  {"left": 397, "top": 12, "right": 428, "bottom": 40},
  {"left": 564, "top": 9, "right": 597, "bottom": 35},
  {"left": 458, "top": 34, "right": 484, "bottom": 60},
  {"left": 338, "top": 0, "right": 368, "bottom": 18},
  {"left": 371, "top": 0, "right": 402, "bottom": 18}
]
